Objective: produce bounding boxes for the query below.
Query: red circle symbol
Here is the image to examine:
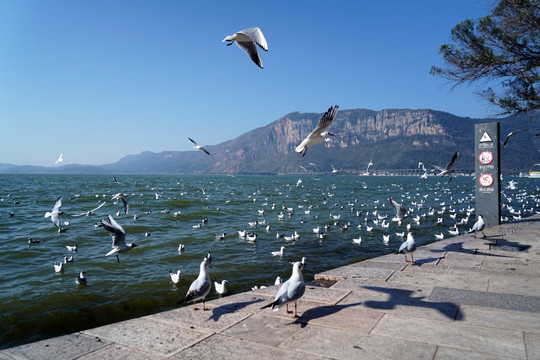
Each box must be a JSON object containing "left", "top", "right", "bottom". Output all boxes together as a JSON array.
[
  {"left": 479, "top": 151, "right": 493, "bottom": 165},
  {"left": 479, "top": 173, "right": 494, "bottom": 187}
]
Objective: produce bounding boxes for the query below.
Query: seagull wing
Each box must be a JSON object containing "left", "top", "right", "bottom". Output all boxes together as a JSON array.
[
  {"left": 101, "top": 214, "right": 126, "bottom": 247},
  {"left": 308, "top": 105, "right": 339, "bottom": 137},
  {"left": 112, "top": 193, "right": 129, "bottom": 214},
  {"left": 234, "top": 39, "right": 263, "bottom": 68},
  {"left": 50, "top": 196, "right": 62, "bottom": 227},
  {"left": 503, "top": 128, "right": 529, "bottom": 147},
  {"left": 239, "top": 27, "right": 268, "bottom": 51},
  {"left": 188, "top": 138, "right": 199, "bottom": 146},
  {"left": 199, "top": 146, "right": 211, "bottom": 155},
  {"left": 90, "top": 201, "right": 106, "bottom": 213},
  {"left": 445, "top": 151, "right": 459, "bottom": 171},
  {"left": 398, "top": 240, "right": 408, "bottom": 253},
  {"left": 389, "top": 197, "right": 405, "bottom": 219}
]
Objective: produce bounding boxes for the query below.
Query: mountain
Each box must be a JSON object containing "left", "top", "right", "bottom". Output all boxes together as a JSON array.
[{"left": 2, "top": 108, "right": 538, "bottom": 174}]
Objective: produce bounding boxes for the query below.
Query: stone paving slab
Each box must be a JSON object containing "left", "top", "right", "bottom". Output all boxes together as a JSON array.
[
  {"left": 429, "top": 287, "right": 540, "bottom": 313},
  {"left": 459, "top": 305, "right": 540, "bottom": 333},
  {"left": 279, "top": 325, "right": 437, "bottom": 360},
  {"left": 372, "top": 313, "right": 527, "bottom": 358},
  {"left": 171, "top": 333, "right": 325, "bottom": 360},
  {"left": 0, "top": 333, "right": 110, "bottom": 360}
]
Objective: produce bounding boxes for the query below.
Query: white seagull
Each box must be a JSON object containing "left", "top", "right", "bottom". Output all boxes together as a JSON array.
[
  {"left": 180, "top": 255, "right": 212, "bottom": 311},
  {"left": 54, "top": 153, "right": 63, "bottom": 165},
  {"left": 431, "top": 151, "right": 459, "bottom": 181},
  {"left": 44, "top": 196, "right": 63, "bottom": 228},
  {"left": 101, "top": 214, "right": 138, "bottom": 263},
  {"left": 389, "top": 196, "right": 406, "bottom": 221},
  {"left": 468, "top": 214, "right": 486, "bottom": 238},
  {"left": 188, "top": 138, "right": 211, "bottom": 155},
  {"left": 169, "top": 269, "right": 182, "bottom": 284},
  {"left": 112, "top": 193, "right": 129, "bottom": 215},
  {"left": 222, "top": 27, "right": 268, "bottom": 68},
  {"left": 261, "top": 260, "right": 306, "bottom": 318},
  {"left": 295, "top": 105, "right": 339, "bottom": 157},
  {"left": 271, "top": 246, "right": 285, "bottom": 256},
  {"left": 214, "top": 278, "right": 229, "bottom": 295},
  {"left": 398, "top": 232, "right": 417, "bottom": 263}
]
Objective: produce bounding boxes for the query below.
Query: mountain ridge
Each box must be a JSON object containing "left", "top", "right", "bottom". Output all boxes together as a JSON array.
[{"left": 2, "top": 107, "right": 538, "bottom": 174}]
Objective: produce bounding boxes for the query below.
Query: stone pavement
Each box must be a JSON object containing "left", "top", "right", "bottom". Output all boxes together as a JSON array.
[{"left": 2, "top": 215, "right": 540, "bottom": 359}]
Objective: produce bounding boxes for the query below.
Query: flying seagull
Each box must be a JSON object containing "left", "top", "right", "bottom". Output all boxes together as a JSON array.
[
  {"left": 44, "top": 196, "right": 63, "bottom": 228},
  {"left": 502, "top": 128, "right": 529, "bottom": 147},
  {"left": 296, "top": 105, "right": 339, "bottom": 157},
  {"left": 389, "top": 196, "right": 406, "bottom": 221},
  {"left": 431, "top": 151, "right": 459, "bottom": 181},
  {"left": 468, "top": 214, "right": 486, "bottom": 238},
  {"left": 188, "top": 138, "right": 211, "bottom": 155},
  {"left": 54, "top": 153, "right": 63, "bottom": 165},
  {"left": 101, "top": 214, "right": 138, "bottom": 263},
  {"left": 222, "top": 27, "right": 268, "bottom": 68},
  {"left": 261, "top": 259, "right": 306, "bottom": 318},
  {"left": 112, "top": 193, "right": 129, "bottom": 215},
  {"left": 180, "top": 255, "right": 212, "bottom": 310}
]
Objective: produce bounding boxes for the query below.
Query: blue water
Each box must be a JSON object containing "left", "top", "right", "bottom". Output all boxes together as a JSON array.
[{"left": 1, "top": 174, "right": 538, "bottom": 348}]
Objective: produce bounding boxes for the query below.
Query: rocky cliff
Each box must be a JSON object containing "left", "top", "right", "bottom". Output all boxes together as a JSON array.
[{"left": 3, "top": 108, "right": 538, "bottom": 174}]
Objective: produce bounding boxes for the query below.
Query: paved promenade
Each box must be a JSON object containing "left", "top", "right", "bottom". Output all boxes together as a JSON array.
[{"left": 2, "top": 215, "right": 540, "bottom": 359}]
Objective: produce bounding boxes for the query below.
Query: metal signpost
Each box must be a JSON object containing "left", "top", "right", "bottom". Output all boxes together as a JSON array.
[{"left": 474, "top": 122, "right": 501, "bottom": 228}]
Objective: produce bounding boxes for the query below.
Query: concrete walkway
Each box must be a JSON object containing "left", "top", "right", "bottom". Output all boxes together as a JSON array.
[{"left": 2, "top": 216, "right": 540, "bottom": 359}]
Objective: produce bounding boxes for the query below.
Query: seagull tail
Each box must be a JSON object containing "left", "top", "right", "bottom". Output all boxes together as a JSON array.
[{"left": 260, "top": 300, "right": 279, "bottom": 310}]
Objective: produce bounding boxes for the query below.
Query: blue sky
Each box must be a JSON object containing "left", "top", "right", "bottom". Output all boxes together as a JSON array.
[{"left": 0, "top": 0, "right": 494, "bottom": 166}]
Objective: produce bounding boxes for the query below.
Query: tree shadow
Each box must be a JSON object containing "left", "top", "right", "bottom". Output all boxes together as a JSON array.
[
  {"left": 361, "top": 286, "right": 462, "bottom": 320},
  {"left": 207, "top": 298, "right": 265, "bottom": 322},
  {"left": 291, "top": 302, "right": 363, "bottom": 328}
]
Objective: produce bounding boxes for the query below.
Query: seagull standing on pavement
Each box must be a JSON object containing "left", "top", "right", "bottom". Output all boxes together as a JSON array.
[
  {"left": 188, "top": 138, "right": 211, "bottom": 155},
  {"left": 101, "top": 214, "right": 138, "bottom": 263},
  {"left": 296, "top": 105, "right": 339, "bottom": 157},
  {"left": 468, "top": 214, "right": 486, "bottom": 238},
  {"left": 398, "top": 232, "right": 417, "bottom": 263},
  {"left": 180, "top": 255, "right": 212, "bottom": 311},
  {"left": 222, "top": 27, "right": 268, "bottom": 68},
  {"left": 261, "top": 259, "right": 306, "bottom": 318}
]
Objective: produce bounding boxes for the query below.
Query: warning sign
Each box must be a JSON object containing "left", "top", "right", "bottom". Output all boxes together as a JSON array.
[
  {"left": 479, "top": 173, "right": 494, "bottom": 187},
  {"left": 479, "top": 151, "right": 494, "bottom": 165},
  {"left": 479, "top": 132, "right": 493, "bottom": 143}
]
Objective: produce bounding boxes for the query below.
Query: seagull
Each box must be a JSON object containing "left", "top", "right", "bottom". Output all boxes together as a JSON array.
[
  {"left": 261, "top": 260, "right": 306, "bottom": 318},
  {"left": 101, "top": 214, "right": 138, "bottom": 263},
  {"left": 113, "top": 176, "right": 120, "bottom": 184},
  {"left": 398, "top": 232, "right": 417, "bottom": 263},
  {"left": 169, "top": 269, "right": 182, "bottom": 284},
  {"left": 468, "top": 214, "right": 486, "bottom": 238},
  {"left": 178, "top": 243, "right": 185, "bottom": 254},
  {"left": 222, "top": 27, "right": 268, "bottom": 68},
  {"left": 214, "top": 278, "right": 228, "bottom": 295},
  {"left": 180, "top": 255, "right": 212, "bottom": 310},
  {"left": 188, "top": 138, "right": 211, "bottom": 155},
  {"left": 63, "top": 255, "right": 74, "bottom": 263},
  {"left": 76, "top": 271, "right": 87, "bottom": 285},
  {"left": 72, "top": 201, "right": 106, "bottom": 217},
  {"left": 295, "top": 105, "right": 339, "bottom": 157},
  {"left": 54, "top": 261, "right": 64, "bottom": 273},
  {"left": 431, "top": 151, "right": 459, "bottom": 180},
  {"left": 66, "top": 244, "right": 78, "bottom": 252},
  {"left": 503, "top": 129, "right": 529, "bottom": 147},
  {"left": 389, "top": 196, "right": 406, "bottom": 221},
  {"left": 271, "top": 246, "right": 285, "bottom": 256},
  {"left": 54, "top": 153, "right": 63, "bottom": 165},
  {"left": 331, "top": 165, "right": 338, "bottom": 174},
  {"left": 44, "top": 196, "right": 63, "bottom": 228},
  {"left": 112, "top": 193, "right": 129, "bottom": 215},
  {"left": 435, "top": 233, "right": 444, "bottom": 240},
  {"left": 275, "top": 274, "right": 283, "bottom": 285}
]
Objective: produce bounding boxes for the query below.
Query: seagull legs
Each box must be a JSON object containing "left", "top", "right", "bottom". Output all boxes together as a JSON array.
[
  {"left": 116, "top": 254, "right": 120, "bottom": 263},
  {"left": 302, "top": 147, "right": 309, "bottom": 157}
]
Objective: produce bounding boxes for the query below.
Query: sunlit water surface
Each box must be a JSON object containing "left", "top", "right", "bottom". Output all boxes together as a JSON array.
[{"left": 1, "top": 174, "right": 538, "bottom": 348}]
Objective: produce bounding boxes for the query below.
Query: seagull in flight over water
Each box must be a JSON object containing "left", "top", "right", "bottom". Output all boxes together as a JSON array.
[
  {"left": 502, "top": 129, "right": 529, "bottom": 147},
  {"left": 189, "top": 138, "right": 211, "bottom": 155},
  {"left": 54, "top": 153, "right": 63, "bottom": 165},
  {"left": 44, "top": 196, "right": 63, "bottom": 228},
  {"left": 431, "top": 151, "right": 459, "bottom": 182},
  {"left": 222, "top": 27, "right": 268, "bottom": 68},
  {"left": 101, "top": 214, "right": 138, "bottom": 263},
  {"left": 296, "top": 105, "right": 339, "bottom": 157}
]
